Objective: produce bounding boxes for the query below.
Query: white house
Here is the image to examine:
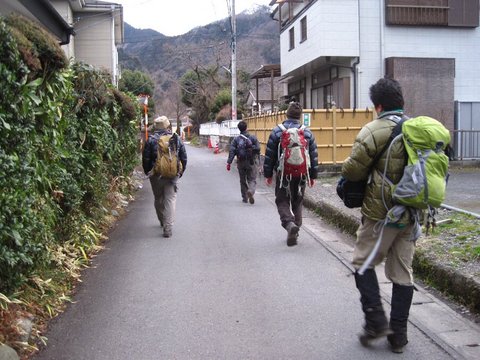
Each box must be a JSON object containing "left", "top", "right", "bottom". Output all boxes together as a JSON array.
[
  {"left": 0, "top": 0, "right": 124, "bottom": 86},
  {"left": 0, "top": 0, "right": 74, "bottom": 44},
  {"left": 270, "top": 0, "right": 480, "bottom": 137},
  {"left": 50, "top": 0, "right": 124, "bottom": 86}
]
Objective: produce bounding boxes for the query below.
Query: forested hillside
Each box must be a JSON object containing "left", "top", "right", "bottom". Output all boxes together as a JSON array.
[{"left": 119, "top": 5, "right": 280, "bottom": 117}]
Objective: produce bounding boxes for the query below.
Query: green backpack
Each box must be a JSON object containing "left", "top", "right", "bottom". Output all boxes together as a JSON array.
[{"left": 392, "top": 116, "right": 451, "bottom": 209}]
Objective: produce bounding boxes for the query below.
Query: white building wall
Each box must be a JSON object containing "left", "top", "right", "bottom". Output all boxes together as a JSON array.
[
  {"left": 281, "top": 0, "right": 359, "bottom": 76},
  {"left": 49, "top": 0, "right": 75, "bottom": 59},
  {"left": 74, "top": 14, "right": 114, "bottom": 73},
  {"left": 357, "top": 0, "right": 480, "bottom": 108}
]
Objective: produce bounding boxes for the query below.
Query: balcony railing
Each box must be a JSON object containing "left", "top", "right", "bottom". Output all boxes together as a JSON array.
[{"left": 386, "top": 4, "right": 449, "bottom": 26}]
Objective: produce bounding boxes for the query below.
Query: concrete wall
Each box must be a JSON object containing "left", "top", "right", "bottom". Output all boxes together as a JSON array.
[
  {"left": 280, "top": 0, "right": 359, "bottom": 76},
  {"left": 74, "top": 13, "right": 115, "bottom": 74},
  {"left": 357, "top": 0, "right": 480, "bottom": 110},
  {"left": 276, "top": 0, "right": 480, "bottom": 131}
]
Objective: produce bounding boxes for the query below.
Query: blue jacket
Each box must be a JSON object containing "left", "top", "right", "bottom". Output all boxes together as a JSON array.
[
  {"left": 263, "top": 119, "right": 318, "bottom": 179},
  {"left": 227, "top": 131, "right": 260, "bottom": 164}
]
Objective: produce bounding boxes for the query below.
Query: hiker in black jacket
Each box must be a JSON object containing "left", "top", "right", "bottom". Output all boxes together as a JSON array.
[
  {"left": 226, "top": 121, "right": 260, "bottom": 204},
  {"left": 263, "top": 102, "right": 318, "bottom": 246}
]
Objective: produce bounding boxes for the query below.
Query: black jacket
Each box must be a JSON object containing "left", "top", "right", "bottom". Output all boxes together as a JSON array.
[
  {"left": 227, "top": 131, "right": 260, "bottom": 164},
  {"left": 263, "top": 119, "right": 318, "bottom": 179},
  {"left": 142, "top": 129, "right": 188, "bottom": 175}
]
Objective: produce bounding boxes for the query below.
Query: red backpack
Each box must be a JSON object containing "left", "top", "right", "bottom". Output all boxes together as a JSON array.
[{"left": 277, "top": 124, "right": 311, "bottom": 187}]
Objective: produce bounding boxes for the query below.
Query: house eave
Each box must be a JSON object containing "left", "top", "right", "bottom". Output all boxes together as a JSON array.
[{"left": 18, "top": 0, "right": 75, "bottom": 45}]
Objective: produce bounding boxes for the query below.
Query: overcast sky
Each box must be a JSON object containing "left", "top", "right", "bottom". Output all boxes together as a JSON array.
[{"left": 114, "top": 0, "right": 273, "bottom": 36}]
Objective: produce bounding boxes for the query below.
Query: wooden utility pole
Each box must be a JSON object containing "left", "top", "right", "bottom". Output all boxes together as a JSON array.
[{"left": 231, "top": 0, "right": 237, "bottom": 121}]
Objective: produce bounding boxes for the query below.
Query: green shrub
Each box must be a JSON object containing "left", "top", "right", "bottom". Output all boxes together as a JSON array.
[{"left": 0, "top": 16, "right": 140, "bottom": 294}]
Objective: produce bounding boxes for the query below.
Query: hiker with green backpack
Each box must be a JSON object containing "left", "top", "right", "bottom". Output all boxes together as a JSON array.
[
  {"left": 340, "top": 78, "right": 450, "bottom": 353},
  {"left": 142, "top": 116, "right": 187, "bottom": 238}
]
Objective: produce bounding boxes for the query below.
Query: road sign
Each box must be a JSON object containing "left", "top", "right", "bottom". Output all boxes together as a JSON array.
[{"left": 303, "top": 113, "right": 310, "bottom": 126}]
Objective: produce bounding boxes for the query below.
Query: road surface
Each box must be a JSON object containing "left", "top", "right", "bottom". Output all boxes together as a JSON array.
[{"left": 34, "top": 145, "right": 455, "bottom": 360}]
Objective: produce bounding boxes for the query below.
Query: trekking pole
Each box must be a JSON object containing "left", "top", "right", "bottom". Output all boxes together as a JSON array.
[{"left": 358, "top": 219, "right": 387, "bottom": 275}]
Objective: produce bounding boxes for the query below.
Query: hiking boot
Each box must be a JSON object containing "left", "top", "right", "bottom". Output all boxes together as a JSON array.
[
  {"left": 286, "top": 222, "right": 299, "bottom": 246},
  {"left": 387, "top": 332, "right": 408, "bottom": 353},
  {"left": 163, "top": 226, "right": 172, "bottom": 238},
  {"left": 358, "top": 307, "right": 391, "bottom": 346},
  {"left": 247, "top": 191, "right": 255, "bottom": 204}
]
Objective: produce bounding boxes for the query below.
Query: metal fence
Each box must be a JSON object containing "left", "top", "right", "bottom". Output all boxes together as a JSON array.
[
  {"left": 453, "top": 130, "right": 480, "bottom": 160},
  {"left": 199, "top": 120, "right": 240, "bottom": 137}
]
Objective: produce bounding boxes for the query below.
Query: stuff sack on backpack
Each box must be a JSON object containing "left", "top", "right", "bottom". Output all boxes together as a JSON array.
[
  {"left": 153, "top": 134, "right": 183, "bottom": 178},
  {"left": 277, "top": 124, "right": 311, "bottom": 183},
  {"left": 336, "top": 176, "right": 368, "bottom": 208},
  {"left": 237, "top": 134, "right": 254, "bottom": 163},
  {"left": 392, "top": 116, "right": 450, "bottom": 209}
]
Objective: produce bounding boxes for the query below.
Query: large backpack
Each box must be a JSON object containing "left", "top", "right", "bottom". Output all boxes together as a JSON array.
[
  {"left": 390, "top": 116, "right": 451, "bottom": 209},
  {"left": 358, "top": 116, "right": 450, "bottom": 275},
  {"left": 277, "top": 124, "right": 311, "bottom": 187},
  {"left": 236, "top": 134, "right": 254, "bottom": 162},
  {"left": 153, "top": 133, "right": 182, "bottom": 178}
]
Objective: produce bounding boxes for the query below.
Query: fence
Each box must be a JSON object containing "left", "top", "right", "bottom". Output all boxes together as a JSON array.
[
  {"left": 453, "top": 130, "right": 480, "bottom": 160},
  {"left": 199, "top": 112, "right": 479, "bottom": 165},
  {"left": 199, "top": 121, "right": 240, "bottom": 137},
  {"left": 244, "top": 108, "right": 375, "bottom": 165}
]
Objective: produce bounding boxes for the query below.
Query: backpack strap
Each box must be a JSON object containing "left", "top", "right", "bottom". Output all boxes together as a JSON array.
[{"left": 370, "top": 114, "right": 408, "bottom": 171}]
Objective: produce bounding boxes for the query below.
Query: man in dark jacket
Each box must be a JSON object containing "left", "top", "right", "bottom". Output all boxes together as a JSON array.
[
  {"left": 342, "top": 78, "right": 417, "bottom": 353},
  {"left": 263, "top": 102, "right": 318, "bottom": 246},
  {"left": 142, "top": 116, "right": 187, "bottom": 238},
  {"left": 226, "top": 121, "right": 261, "bottom": 204}
]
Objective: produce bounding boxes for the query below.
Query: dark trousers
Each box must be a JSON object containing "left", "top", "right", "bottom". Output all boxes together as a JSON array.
[
  {"left": 237, "top": 159, "right": 258, "bottom": 200},
  {"left": 275, "top": 176, "right": 305, "bottom": 229}
]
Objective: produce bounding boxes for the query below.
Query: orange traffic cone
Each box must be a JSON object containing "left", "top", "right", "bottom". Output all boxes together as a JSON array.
[
  {"left": 214, "top": 142, "right": 219, "bottom": 154},
  {"left": 208, "top": 137, "right": 212, "bottom": 148}
]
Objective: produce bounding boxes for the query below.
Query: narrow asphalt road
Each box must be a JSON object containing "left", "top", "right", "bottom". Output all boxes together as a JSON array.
[{"left": 34, "top": 145, "right": 453, "bottom": 360}]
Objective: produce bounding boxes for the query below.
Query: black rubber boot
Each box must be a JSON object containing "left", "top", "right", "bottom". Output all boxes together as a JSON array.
[
  {"left": 388, "top": 283, "right": 414, "bottom": 353},
  {"left": 354, "top": 270, "right": 391, "bottom": 346}
]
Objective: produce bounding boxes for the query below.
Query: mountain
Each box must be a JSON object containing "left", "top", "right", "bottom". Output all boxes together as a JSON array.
[{"left": 119, "top": 5, "right": 280, "bottom": 117}]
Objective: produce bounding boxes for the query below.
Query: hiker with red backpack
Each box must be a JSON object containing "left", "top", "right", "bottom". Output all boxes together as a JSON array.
[
  {"left": 142, "top": 116, "right": 187, "bottom": 238},
  {"left": 263, "top": 102, "right": 318, "bottom": 246},
  {"left": 226, "top": 121, "right": 261, "bottom": 204}
]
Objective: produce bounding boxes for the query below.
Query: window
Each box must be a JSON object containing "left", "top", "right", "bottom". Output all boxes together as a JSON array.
[
  {"left": 289, "top": 27, "right": 295, "bottom": 50},
  {"left": 385, "top": 0, "right": 479, "bottom": 27},
  {"left": 300, "top": 16, "right": 307, "bottom": 42},
  {"left": 288, "top": 78, "right": 305, "bottom": 106}
]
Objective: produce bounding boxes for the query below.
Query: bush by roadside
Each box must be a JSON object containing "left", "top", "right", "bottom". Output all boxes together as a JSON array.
[
  {"left": 0, "top": 15, "right": 141, "bottom": 358},
  {"left": 414, "top": 210, "right": 480, "bottom": 313}
]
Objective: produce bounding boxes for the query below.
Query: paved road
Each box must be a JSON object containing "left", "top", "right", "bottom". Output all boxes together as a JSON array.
[
  {"left": 34, "top": 146, "right": 455, "bottom": 359},
  {"left": 443, "top": 167, "right": 480, "bottom": 215}
]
